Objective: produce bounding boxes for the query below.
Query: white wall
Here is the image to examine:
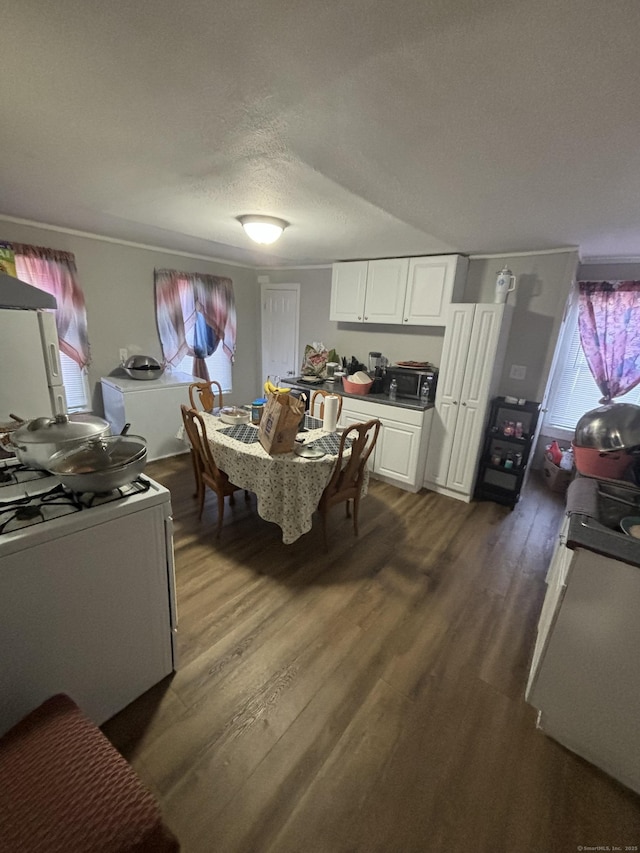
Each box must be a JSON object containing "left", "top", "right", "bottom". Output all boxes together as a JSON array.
[{"left": 0, "top": 220, "right": 261, "bottom": 414}]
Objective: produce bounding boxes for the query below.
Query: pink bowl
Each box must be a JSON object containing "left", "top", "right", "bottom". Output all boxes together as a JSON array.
[{"left": 342, "top": 376, "right": 373, "bottom": 395}]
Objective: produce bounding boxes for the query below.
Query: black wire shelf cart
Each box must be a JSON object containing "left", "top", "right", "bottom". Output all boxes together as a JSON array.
[{"left": 474, "top": 396, "right": 541, "bottom": 508}]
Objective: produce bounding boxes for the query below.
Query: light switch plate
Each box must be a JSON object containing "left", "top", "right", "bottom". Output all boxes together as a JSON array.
[{"left": 509, "top": 364, "right": 527, "bottom": 380}]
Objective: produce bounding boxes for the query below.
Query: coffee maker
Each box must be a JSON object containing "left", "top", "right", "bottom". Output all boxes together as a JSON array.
[
  {"left": 368, "top": 352, "right": 384, "bottom": 373},
  {"left": 368, "top": 352, "right": 387, "bottom": 393}
]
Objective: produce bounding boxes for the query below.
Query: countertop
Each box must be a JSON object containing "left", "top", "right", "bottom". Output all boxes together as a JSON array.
[
  {"left": 281, "top": 377, "right": 434, "bottom": 412},
  {"left": 566, "top": 476, "right": 640, "bottom": 568}
]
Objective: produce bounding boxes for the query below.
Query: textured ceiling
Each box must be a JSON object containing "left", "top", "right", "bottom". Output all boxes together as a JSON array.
[{"left": 2, "top": 0, "right": 640, "bottom": 267}]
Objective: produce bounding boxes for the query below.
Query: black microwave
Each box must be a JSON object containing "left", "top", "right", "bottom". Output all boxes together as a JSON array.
[{"left": 382, "top": 367, "right": 438, "bottom": 402}]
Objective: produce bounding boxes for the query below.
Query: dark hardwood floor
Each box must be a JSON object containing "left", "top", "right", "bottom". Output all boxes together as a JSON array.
[{"left": 102, "top": 455, "right": 640, "bottom": 852}]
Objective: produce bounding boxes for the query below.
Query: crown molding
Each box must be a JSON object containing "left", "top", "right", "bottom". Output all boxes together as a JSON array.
[{"left": 580, "top": 255, "right": 640, "bottom": 265}]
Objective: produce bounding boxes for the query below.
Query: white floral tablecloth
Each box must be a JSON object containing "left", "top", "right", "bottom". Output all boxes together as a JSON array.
[{"left": 200, "top": 413, "right": 368, "bottom": 544}]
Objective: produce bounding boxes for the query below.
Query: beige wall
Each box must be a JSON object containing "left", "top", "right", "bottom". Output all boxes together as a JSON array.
[
  {"left": 466, "top": 250, "right": 578, "bottom": 403},
  {"left": 2, "top": 215, "right": 578, "bottom": 425},
  {"left": 260, "top": 249, "right": 578, "bottom": 402},
  {"left": 0, "top": 220, "right": 261, "bottom": 414}
]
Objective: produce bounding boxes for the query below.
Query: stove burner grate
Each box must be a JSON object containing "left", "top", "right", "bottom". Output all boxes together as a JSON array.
[
  {"left": 0, "top": 476, "right": 153, "bottom": 535},
  {"left": 0, "top": 463, "right": 51, "bottom": 487}
]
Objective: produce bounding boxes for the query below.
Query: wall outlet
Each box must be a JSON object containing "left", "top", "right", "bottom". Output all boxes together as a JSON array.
[
  {"left": 119, "top": 348, "right": 128, "bottom": 363},
  {"left": 509, "top": 364, "right": 527, "bottom": 380}
]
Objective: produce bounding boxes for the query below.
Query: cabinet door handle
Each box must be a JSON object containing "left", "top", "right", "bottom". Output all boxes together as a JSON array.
[
  {"left": 462, "top": 402, "right": 467, "bottom": 406},
  {"left": 358, "top": 316, "right": 362, "bottom": 320},
  {"left": 404, "top": 318, "right": 408, "bottom": 322},
  {"left": 453, "top": 400, "right": 458, "bottom": 405},
  {"left": 364, "top": 316, "right": 368, "bottom": 321}
]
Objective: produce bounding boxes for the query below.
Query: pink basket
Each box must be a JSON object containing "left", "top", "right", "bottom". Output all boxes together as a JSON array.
[{"left": 342, "top": 376, "right": 373, "bottom": 395}]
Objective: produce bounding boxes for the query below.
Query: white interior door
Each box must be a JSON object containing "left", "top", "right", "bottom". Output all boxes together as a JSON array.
[{"left": 261, "top": 284, "right": 300, "bottom": 384}]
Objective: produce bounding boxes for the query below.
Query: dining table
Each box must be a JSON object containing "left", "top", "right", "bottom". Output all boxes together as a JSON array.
[{"left": 199, "top": 412, "right": 367, "bottom": 544}]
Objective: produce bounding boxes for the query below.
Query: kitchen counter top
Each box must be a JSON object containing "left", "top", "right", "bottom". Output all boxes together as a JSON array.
[
  {"left": 281, "top": 378, "right": 434, "bottom": 412},
  {"left": 566, "top": 476, "right": 640, "bottom": 568}
]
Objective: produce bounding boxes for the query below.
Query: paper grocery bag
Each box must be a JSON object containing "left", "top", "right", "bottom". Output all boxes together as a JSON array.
[{"left": 258, "top": 392, "right": 305, "bottom": 455}]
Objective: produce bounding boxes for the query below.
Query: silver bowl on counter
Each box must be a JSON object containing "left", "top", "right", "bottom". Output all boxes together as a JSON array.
[
  {"left": 122, "top": 354, "right": 165, "bottom": 380},
  {"left": 574, "top": 402, "right": 640, "bottom": 451}
]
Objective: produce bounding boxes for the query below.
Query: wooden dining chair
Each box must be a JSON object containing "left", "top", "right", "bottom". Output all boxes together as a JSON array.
[
  {"left": 180, "top": 405, "right": 246, "bottom": 538},
  {"left": 317, "top": 418, "right": 381, "bottom": 547},
  {"left": 188, "top": 380, "right": 223, "bottom": 413},
  {"left": 310, "top": 389, "right": 343, "bottom": 420}
]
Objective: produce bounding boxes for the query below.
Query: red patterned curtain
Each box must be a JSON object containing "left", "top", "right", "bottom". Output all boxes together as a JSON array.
[
  {"left": 154, "top": 269, "right": 236, "bottom": 381},
  {"left": 13, "top": 243, "right": 91, "bottom": 368}
]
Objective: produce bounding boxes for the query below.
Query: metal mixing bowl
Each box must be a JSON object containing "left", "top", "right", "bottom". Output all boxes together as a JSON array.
[
  {"left": 574, "top": 402, "right": 640, "bottom": 451},
  {"left": 122, "top": 355, "right": 165, "bottom": 380}
]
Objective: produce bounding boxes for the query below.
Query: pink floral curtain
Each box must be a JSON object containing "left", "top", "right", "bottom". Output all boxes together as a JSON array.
[
  {"left": 13, "top": 243, "right": 90, "bottom": 368},
  {"left": 154, "top": 269, "right": 236, "bottom": 381},
  {"left": 578, "top": 280, "right": 640, "bottom": 403}
]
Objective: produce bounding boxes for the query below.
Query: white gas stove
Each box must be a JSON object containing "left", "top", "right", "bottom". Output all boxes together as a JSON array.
[
  {"left": 0, "top": 459, "right": 171, "bottom": 554},
  {"left": 0, "top": 457, "right": 178, "bottom": 735}
]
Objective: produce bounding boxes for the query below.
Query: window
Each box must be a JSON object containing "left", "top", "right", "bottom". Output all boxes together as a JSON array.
[
  {"left": 544, "top": 285, "right": 640, "bottom": 438},
  {"left": 13, "top": 246, "right": 91, "bottom": 412},
  {"left": 172, "top": 347, "right": 232, "bottom": 392},
  {"left": 154, "top": 269, "right": 236, "bottom": 390}
]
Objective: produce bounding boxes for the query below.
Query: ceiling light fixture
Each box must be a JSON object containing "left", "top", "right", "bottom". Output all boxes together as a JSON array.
[{"left": 237, "top": 214, "right": 289, "bottom": 245}]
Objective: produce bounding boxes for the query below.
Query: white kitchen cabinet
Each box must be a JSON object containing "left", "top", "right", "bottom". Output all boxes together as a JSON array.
[
  {"left": 338, "top": 397, "right": 432, "bottom": 492},
  {"left": 329, "top": 261, "right": 368, "bottom": 322},
  {"left": 402, "top": 255, "right": 468, "bottom": 326},
  {"left": 424, "top": 303, "right": 513, "bottom": 501},
  {"left": 330, "top": 255, "right": 466, "bottom": 325},
  {"left": 330, "top": 258, "right": 408, "bottom": 323},
  {"left": 526, "top": 537, "right": 640, "bottom": 795},
  {"left": 101, "top": 371, "right": 198, "bottom": 461}
]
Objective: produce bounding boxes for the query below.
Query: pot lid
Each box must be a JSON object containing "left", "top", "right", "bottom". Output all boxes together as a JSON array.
[
  {"left": 12, "top": 413, "right": 109, "bottom": 445},
  {"left": 47, "top": 434, "right": 147, "bottom": 474}
]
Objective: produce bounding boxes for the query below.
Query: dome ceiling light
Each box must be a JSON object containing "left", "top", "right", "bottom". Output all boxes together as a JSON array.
[{"left": 237, "top": 214, "right": 289, "bottom": 245}]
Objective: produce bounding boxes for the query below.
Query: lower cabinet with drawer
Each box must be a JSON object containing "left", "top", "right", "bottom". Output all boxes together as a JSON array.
[{"left": 339, "top": 398, "right": 433, "bottom": 492}]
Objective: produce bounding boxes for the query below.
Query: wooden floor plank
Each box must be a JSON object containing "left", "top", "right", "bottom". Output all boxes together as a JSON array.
[{"left": 101, "top": 456, "right": 640, "bottom": 852}]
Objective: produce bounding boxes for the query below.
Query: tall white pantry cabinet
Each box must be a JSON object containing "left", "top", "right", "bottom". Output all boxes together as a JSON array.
[{"left": 424, "top": 303, "right": 513, "bottom": 501}]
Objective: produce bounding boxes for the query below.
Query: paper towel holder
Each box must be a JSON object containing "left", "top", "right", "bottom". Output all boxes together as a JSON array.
[{"left": 310, "top": 390, "right": 343, "bottom": 422}]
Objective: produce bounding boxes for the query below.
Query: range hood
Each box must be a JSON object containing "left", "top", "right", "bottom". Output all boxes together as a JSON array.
[{"left": 0, "top": 273, "right": 57, "bottom": 309}]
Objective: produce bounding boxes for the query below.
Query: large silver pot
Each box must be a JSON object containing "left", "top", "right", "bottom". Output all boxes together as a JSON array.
[
  {"left": 10, "top": 413, "right": 111, "bottom": 469},
  {"left": 46, "top": 433, "right": 147, "bottom": 493},
  {"left": 574, "top": 403, "right": 640, "bottom": 452}
]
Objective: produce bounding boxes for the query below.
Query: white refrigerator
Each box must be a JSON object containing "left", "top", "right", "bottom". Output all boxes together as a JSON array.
[{"left": 0, "top": 308, "right": 67, "bottom": 422}]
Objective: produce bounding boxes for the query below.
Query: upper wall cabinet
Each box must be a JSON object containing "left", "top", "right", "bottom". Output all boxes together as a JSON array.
[
  {"left": 330, "top": 258, "right": 409, "bottom": 323},
  {"left": 329, "top": 255, "right": 468, "bottom": 326},
  {"left": 403, "top": 255, "right": 468, "bottom": 325}
]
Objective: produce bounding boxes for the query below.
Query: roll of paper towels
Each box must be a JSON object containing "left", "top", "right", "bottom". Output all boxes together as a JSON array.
[{"left": 323, "top": 395, "right": 339, "bottom": 433}]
